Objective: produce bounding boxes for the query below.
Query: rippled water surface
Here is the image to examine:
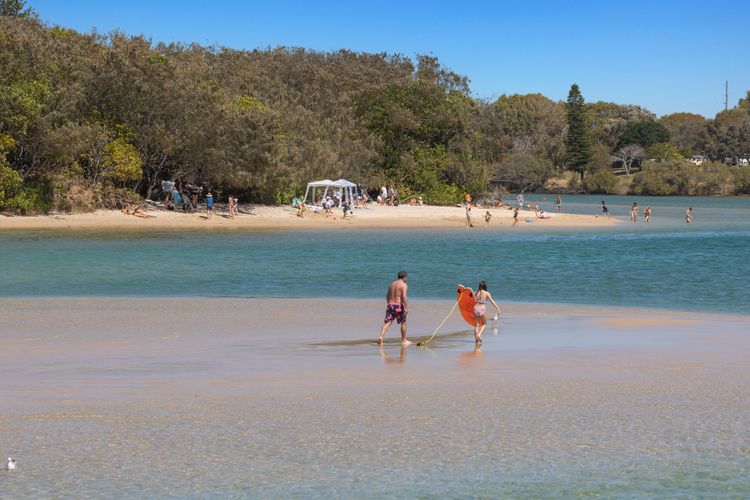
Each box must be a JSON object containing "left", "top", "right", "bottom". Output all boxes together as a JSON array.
[{"left": 2, "top": 196, "right": 749, "bottom": 314}]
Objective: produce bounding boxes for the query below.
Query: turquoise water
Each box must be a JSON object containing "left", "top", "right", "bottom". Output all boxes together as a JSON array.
[{"left": 2, "top": 195, "right": 749, "bottom": 314}]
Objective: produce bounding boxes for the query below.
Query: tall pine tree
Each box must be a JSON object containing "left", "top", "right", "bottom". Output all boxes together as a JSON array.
[{"left": 565, "top": 84, "right": 592, "bottom": 179}]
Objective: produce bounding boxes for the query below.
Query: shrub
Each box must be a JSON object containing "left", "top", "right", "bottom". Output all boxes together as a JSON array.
[
  {"left": 630, "top": 159, "right": 693, "bottom": 195},
  {"left": 0, "top": 162, "right": 23, "bottom": 206},
  {"left": 689, "top": 161, "right": 734, "bottom": 195},
  {"left": 582, "top": 167, "right": 619, "bottom": 194},
  {"left": 733, "top": 166, "right": 750, "bottom": 194}
]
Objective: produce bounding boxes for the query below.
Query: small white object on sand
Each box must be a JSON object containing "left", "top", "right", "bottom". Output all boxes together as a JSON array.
[{"left": 6, "top": 457, "right": 16, "bottom": 470}]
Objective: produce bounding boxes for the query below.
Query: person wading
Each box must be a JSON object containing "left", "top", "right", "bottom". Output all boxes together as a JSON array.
[{"left": 378, "top": 271, "right": 411, "bottom": 346}]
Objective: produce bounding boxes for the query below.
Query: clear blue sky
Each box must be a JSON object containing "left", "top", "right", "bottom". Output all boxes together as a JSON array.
[{"left": 30, "top": 0, "right": 750, "bottom": 118}]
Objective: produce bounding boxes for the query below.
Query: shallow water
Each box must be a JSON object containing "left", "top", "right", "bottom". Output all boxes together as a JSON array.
[
  {"left": 2, "top": 196, "right": 749, "bottom": 314},
  {"left": 1, "top": 298, "right": 749, "bottom": 498}
]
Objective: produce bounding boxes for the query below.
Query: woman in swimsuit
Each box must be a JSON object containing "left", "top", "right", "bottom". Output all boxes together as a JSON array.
[{"left": 473, "top": 281, "right": 501, "bottom": 344}]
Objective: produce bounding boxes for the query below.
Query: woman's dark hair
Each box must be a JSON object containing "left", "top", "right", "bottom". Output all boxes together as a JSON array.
[
  {"left": 398, "top": 270, "right": 407, "bottom": 279},
  {"left": 478, "top": 280, "right": 487, "bottom": 291}
]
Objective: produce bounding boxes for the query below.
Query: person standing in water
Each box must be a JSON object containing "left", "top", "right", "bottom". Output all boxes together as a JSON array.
[
  {"left": 378, "top": 271, "right": 411, "bottom": 346},
  {"left": 601, "top": 200, "right": 609, "bottom": 217},
  {"left": 473, "top": 281, "right": 501, "bottom": 344},
  {"left": 644, "top": 206, "right": 652, "bottom": 223},
  {"left": 630, "top": 202, "right": 638, "bottom": 222},
  {"left": 555, "top": 194, "right": 562, "bottom": 213},
  {"left": 686, "top": 207, "right": 693, "bottom": 224}
]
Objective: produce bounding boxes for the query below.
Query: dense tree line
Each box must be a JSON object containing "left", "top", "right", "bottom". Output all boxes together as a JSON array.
[{"left": 1, "top": 4, "right": 750, "bottom": 213}]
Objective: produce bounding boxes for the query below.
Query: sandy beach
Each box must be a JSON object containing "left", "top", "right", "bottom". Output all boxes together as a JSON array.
[
  {"left": 2, "top": 298, "right": 749, "bottom": 497},
  {"left": 0, "top": 203, "right": 618, "bottom": 231}
]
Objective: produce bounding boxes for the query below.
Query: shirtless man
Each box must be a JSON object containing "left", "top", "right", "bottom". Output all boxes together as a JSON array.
[{"left": 378, "top": 271, "right": 411, "bottom": 346}]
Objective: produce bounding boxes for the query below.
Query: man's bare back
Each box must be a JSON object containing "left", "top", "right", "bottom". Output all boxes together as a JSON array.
[{"left": 386, "top": 279, "right": 407, "bottom": 308}]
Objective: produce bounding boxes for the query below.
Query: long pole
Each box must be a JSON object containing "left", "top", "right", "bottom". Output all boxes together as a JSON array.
[{"left": 725, "top": 80, "right": 729, "bottom": 111}]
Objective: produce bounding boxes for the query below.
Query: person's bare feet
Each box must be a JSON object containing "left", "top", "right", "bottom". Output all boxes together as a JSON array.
[
  {"left": 402, "top": 339, "right": 412, "bottom": 346},
  {"left": 377, "top": 337, "right": 384, "bottom": 344}
]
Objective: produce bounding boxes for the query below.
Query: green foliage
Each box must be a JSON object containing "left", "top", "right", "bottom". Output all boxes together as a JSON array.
[
  {"left": 0, "top": 0, "right": 31, "bottom": 17},
  {"left": 630, "top": 159, "right": 734, "bottom": 196},
  {"left": 237, "top": 95, "right": 268, "bottom": 111},
  {"left": 0, "top": 157, "right": 22, "bottom": 204},
  {"left": 3, "top": 181, "right": 50, "bottom": 213},
  {"left": 706, "top": 109, "right": 750, "bottom": 160},
  {"left": 493, "top": 153, "right": 554, "bottom": 192},
  {"left": 565, "top": 84, "right": 592, "bottom": 175},
  {"left": 582, "top": 167, "right": 619, "bottom": 194},
  {"left": 587, "top": 102, "right": 655, "bottom": 150},
  {"left": 101, "top": 138, "right": 142, "bottom": 182},
  {"left": 618, "top": 120, "right": 670, "bottom": 149},
  {"left": 579, "top": 143, "right": 617, "bottom": 193},
  {"left": 733, "top": 166, "right": 750, "bottom": 194},
  {"left": 659, "top": 113, "right": 708, "bottom": 155},
  {"left": 0, "top": 133, "right": 15, "bottom": 152},
  {"left": 689, "top": 161, "right": 734, "bottom": 195},
  {"left": 630, "top": 159, "right": 691, "bottom": 195},
  {"left": 738, "top": 90, "right": 750, "bottom": 110},
  {"left": 646, "top": 142, "right": 685, "bottom": 161}
]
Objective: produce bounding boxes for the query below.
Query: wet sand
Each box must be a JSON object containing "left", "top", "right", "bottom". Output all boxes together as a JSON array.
[
  {"left": 1, "top": 298, "right": 749, "bottom": 497},
  {"left": 0, "top": 204, "right": 618, "bottom": 231}
]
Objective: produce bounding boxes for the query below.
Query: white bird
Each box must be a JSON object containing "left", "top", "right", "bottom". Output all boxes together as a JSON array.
[{"left": 6, "top": 457, "right": 15, "bottom": 471}]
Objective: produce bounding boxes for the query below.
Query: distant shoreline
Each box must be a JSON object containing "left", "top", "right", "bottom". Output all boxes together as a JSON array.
[{"left": 0, "top": 204, "right": 619, "bottom": 231}]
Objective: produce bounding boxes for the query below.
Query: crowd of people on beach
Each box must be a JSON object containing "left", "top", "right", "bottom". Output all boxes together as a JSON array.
[{"left": 149, "top": 180, "right": 698, "bottom": 227}]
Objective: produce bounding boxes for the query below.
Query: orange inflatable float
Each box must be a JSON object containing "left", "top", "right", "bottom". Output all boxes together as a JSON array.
[{"left": 456, "top": 284, "right": 477, "bottom": 326}]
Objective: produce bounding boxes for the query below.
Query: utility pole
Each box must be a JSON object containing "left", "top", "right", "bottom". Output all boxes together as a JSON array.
[{"left": 725, "top": 80, "right": 729, "bottom": 111}]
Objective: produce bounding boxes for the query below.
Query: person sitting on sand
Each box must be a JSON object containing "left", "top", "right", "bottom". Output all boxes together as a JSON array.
[
  {"left": 536, "top": 210, "right": 552, "bottom": 219},
  {"left": 342, "top": 201, "right": 352, "bottom": 219},
  {"left": 121, "top": 204, "right": 153, "bottom": 219},
  {"left": 378, "top": 270, "right": 411, "bottom": 346},
  {"left": 324, "top": 197, "right": 334, "bottom": 216},
  {"left": 296, "top": 199, "right": 306, "bottom": 217},
  {"left": 473, "top": 281, "right": 501, "bottom": 344}
]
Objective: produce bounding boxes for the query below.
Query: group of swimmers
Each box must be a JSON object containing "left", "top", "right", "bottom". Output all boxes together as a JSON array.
[
  {"left": 628, "top": 202, "right": 694, "bottom": 224},
  {"left": 377, "top": 271, "right": 501, "bottom": 346}
]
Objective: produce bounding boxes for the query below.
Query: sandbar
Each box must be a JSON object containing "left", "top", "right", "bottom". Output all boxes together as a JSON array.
[{"left": 0, "top": 204, "right": 618, "bottom": 231}]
